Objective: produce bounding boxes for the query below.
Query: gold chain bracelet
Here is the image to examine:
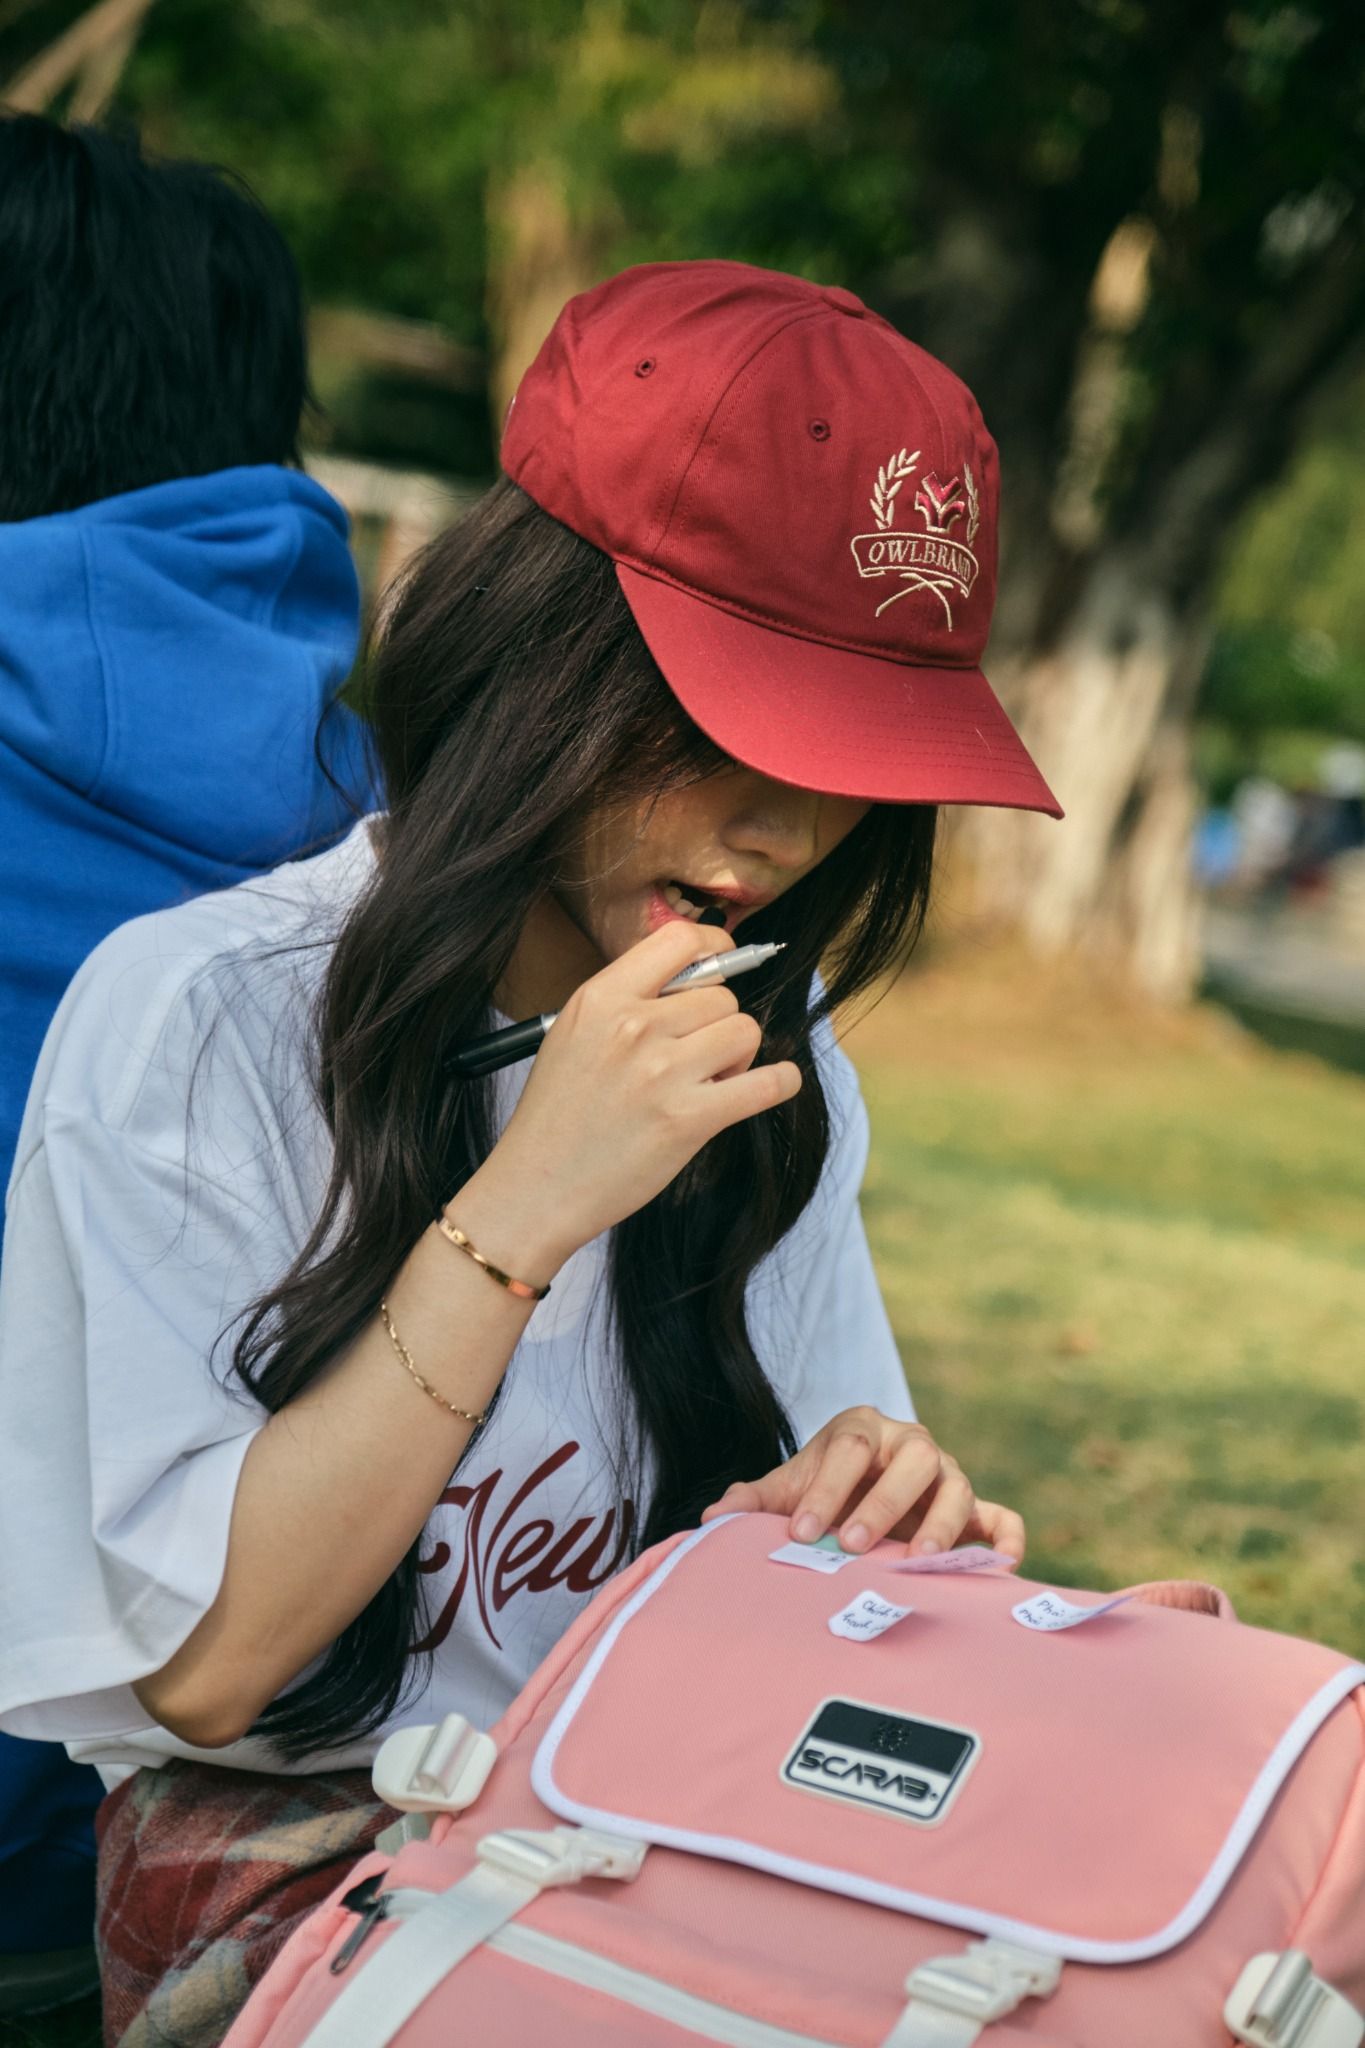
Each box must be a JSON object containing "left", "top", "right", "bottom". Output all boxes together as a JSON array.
[
  {"left": 378, "top": 1298, "right": 487, "bottom": 1426},
  {"left": 436, "top": 1214, "right": 551, "bottom": 1302}
]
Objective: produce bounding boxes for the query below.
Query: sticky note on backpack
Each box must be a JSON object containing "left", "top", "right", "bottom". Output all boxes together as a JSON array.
[
  {"left": 770, "top": 1538, "right": 858, "bottom": 1575},
  {"left": 829, "top": 1590, "right": 915, "bottom": 1642},
  {"left": 1011, "top": 1590, "right": 1134, "bottom": 1633},
  {"left": 885, "top": 1545, "right": 1017, "bottom": 1577}
]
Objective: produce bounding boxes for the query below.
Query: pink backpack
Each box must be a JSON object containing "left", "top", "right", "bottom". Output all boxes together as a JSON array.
[{"left": 225, "top": 1512, "right": 1365, "bottom": 2048}]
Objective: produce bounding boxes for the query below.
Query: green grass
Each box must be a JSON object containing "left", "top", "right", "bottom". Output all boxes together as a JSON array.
[
  {"left": 845, "top": 952, "right": 1365, "bottom": 1657},
  {"left": 10, "top": 955, "right": 1365, "bottom": 2045}
]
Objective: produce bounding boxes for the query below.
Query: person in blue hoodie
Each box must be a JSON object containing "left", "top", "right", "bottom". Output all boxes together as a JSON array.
[{"left": 0, "top": 113, "right": 382, "bottom": 2013}]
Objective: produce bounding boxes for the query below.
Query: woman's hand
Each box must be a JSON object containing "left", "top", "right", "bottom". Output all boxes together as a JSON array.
[
  {"left": 700, "top": 1406, "right": 1025, "bottom": 1562},
  {"left": 464, "top": 920, "right": 801, "bottom": 1278}
]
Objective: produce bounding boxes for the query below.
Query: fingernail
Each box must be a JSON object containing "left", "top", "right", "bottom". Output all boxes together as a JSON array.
[
  {"left": 792, "top": 1512, "right": 821, "bottom": 1543},
  {"left": 916, "top": 1539, "right": 941, "bottom": 1556},
  {"left": 842, "top": 1522, "right": 869, "bottom": 1553}
]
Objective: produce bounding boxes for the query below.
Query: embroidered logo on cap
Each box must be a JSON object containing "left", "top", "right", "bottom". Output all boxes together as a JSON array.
[
  {"left": 781, "top": 1695, "right": 981, "bottom": 1827},
  {"left": 850, "top": 448, "right": 981, "bottom": 628}
]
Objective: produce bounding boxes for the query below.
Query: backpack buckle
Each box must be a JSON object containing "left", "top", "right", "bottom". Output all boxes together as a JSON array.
[
  {"left": 477, "top": 1825, "right": 647, "bottom": 1889},
  {"left": 1225, "top": 1952, "right": 1364, "bottom": 2048},
  {"left": 903, "top": 1938, "right": 1062, "bottom": 2024},
  {"left": 371, "top": 1714, "right": 497, "bottom": 1815}
]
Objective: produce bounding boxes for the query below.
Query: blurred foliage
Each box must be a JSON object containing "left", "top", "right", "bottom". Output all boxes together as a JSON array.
[
  {"left": 7, "top": 2, "right": 1362, "bottom": 570},
  {"left": 1193, "top": 719, "right": 1353, "bottom": 804},
  {"left": 1203, "top": 371, "right": 1365, "bottom": 769},
  {"left": 1222, "top": 376, "right": 1365, "bottom": 649},
  {"left": 9, "top": 0, "right": 1365, "bottom": 829}
]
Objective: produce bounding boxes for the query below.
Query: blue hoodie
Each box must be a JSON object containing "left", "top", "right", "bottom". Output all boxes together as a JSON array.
[
  {"left": 0, "top": 465, "right": 382, "bottom": 1965},
  {"left": 0, "top": 462, "right": 382, "bottom": 1216}
]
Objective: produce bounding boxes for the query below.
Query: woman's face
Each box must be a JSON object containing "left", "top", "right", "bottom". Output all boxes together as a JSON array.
[{"left": 553, "top": 763, "right": 871, "bottom": 962}]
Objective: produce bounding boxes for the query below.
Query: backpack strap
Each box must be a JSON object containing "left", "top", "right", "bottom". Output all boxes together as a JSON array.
[
  {"left": 301, "top": 1825, "right": 647, "bottom": 2048},
  {"left": 882, "top": 1939, "right": 1063, "bottom": 2048}
]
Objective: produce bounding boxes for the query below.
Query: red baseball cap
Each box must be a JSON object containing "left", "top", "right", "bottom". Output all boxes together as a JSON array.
[{"left": 501, "top": 260, "right": 1061, "bottom": 817}]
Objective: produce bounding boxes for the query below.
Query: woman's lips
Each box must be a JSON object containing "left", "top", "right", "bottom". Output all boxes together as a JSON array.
[
  {"left": 648, "top": 883, "right": 707, "bottom": 932},
  {"left": 646, "top": 884, "right": 742, "bottom": 935}
]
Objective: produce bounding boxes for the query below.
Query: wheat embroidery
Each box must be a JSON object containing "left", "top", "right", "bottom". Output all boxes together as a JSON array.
[
  {"left": 964, "top": 462, "right": 980, "bottom": 545},
  {"left": 870, "top": 447, "right": 919, "bottom": 530}
]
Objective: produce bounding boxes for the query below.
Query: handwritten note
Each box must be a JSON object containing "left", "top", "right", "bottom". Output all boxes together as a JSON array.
[
  {"left": 769, "top": 1540, "right": 858, "bottom": 1575},
  {"left": 829, "top": 1590, "right": 915, "bottom": 1642},
  {"left": 1011, "top": 1590, "right": 1134, "bottom": 1633},
  {"left": 885, "top": 1546, "right": 1019, "bottom": 1577}
]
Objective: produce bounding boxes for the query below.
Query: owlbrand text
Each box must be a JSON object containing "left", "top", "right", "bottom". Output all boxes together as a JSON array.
[{"left": 849, "top": 531, "right": 979, "bottom": 592}]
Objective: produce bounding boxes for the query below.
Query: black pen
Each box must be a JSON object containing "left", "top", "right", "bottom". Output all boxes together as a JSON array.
[{"left": 447, "top": 941, "right": 788, "bottom": 1078}]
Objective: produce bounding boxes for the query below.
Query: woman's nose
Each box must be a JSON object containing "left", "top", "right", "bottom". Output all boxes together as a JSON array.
[{"left": 723, "top": 782, "right": 824, "bottom": 872}]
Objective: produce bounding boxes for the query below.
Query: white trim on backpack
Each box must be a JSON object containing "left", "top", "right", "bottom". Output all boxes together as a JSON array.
[{"left": 530, "top": 1517, "right": 1365, "bottom": 1968}]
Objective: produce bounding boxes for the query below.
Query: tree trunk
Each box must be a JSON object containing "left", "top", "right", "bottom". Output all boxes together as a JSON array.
[
  {"left": 947, "top": 212, "right": 1365, "bottom": 1002},
  {"left": 1095, "top": 715, "right": 1202, "bottom": 1001},
  {"left": 485, "top": 164, "right": 611, "bottom": 435},
  {"left": 958, "top": 546, "right": 1204, "bottom": 997}
]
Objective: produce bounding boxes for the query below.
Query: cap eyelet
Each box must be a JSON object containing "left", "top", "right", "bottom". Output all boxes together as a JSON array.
[
  {"left": 808, "top": 418, "right": 831, "bottom": 441},
  {"left": 635, "top": 357, "right": 657, "bottom": 378}
]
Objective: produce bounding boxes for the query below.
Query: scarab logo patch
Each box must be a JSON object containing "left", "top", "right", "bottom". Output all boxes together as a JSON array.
[{"left": 781, "top": 1696, "right": 980, "bottom": 1827}]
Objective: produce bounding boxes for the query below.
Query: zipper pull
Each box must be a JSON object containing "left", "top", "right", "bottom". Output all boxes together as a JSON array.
[{"left": 330, "top": 1871, "right": 389, "bottom": 1975}]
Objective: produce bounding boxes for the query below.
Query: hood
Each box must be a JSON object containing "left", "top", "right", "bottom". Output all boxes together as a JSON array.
[{"left": 0, "top": 464, "right": 377, "bottom": 867}]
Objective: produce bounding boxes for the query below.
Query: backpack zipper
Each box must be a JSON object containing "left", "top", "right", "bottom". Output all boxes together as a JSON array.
[{"left": 329, "top": 1872, "right": 390, "bottom": 1975}]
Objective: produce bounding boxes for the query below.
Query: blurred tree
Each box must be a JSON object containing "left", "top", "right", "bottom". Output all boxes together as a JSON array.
[
  {"left": 815, "top": 3, "right": 1365, "bottom": 997},
  {"left": 9, "top": 0, "right": 1364, "bottom": 996}
]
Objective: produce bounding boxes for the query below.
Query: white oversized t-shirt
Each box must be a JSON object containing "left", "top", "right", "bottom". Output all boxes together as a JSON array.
[{"left": 0, "top": 819, "right": 913, "bottom": 1785}]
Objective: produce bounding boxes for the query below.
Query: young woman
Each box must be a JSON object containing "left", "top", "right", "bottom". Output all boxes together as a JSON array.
[{"left": 0, "top": 261, "right": 1060, "bottom": 2044}]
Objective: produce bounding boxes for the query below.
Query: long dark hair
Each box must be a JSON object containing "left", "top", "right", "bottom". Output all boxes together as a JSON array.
[{"left": 234, "top": 478, "right": 937, "bottom": 1757}]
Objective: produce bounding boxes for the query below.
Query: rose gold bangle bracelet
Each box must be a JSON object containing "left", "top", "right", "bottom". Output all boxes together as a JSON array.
[{"left": 436, "top": 1214, "right": 552, "bottom": 1302}]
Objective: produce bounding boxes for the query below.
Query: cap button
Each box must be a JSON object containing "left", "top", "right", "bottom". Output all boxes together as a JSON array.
[{"left": 822, "top": 286, "right": 866, "bottom": 317}]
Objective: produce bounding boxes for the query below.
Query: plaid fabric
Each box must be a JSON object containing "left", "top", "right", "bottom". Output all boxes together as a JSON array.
[{"left": 95, "top": 1757, "right": 393, "bottom": 2048}]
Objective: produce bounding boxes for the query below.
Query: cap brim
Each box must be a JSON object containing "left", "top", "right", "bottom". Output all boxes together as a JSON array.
[{"left": 617, "top": 564, "right": 1063, "bottom": 817}]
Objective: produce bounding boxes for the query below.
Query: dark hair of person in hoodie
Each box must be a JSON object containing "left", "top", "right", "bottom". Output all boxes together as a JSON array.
[{"left": 0, "top": 113, "right": 307, "bottom": 523}]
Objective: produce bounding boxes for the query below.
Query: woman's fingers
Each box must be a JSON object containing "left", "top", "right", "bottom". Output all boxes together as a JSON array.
[
  {"left": 604, "top": 918, "right": 734, "bottom": 1000},
  {"left": 833, "top": 1432, "right": 946, "bottom": 1554},
  {"left": 678, "top": 1009, "right": 764, "bottom": 1082},
  {"left": 704, "top": 1059, "right": 803, "bottom": 1131},
  {"left": 696, "top": 1410, "right": 1026, "bottom": 1571},
  {"left": 788, "top": 1424, "right": 883, "bottom": 1543},
  {"left": 699, "top": 1440, "right": 825, "bottom": 1523},
  {"left": 891, "top": 1460, "right": 976, "bottom": 1557},
  {"left": 968, "top": 1500, "right": 1027, "bottom": 1563},
  {"left": 699, "top": 1479, "right": 768, "bottom": 1521},
  {"left": 653, "top": 984, "right": 741, "bottom": 1036}
]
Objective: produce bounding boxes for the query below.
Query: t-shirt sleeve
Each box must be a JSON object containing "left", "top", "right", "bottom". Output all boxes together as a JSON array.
[
  {"left": 0, "top": 1107, "right": 272, "bottom": 1743},
  {"left": 772, "top": 1030, "right": 915, "bottom": 1445}
]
